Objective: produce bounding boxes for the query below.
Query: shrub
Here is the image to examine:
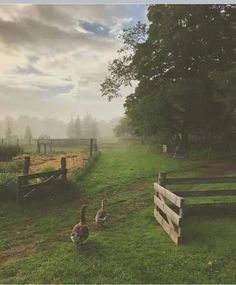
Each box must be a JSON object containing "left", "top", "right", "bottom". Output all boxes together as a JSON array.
[
  {"left": 0, "top": 160, "right": 24, "bottom": 173},
  {"left": 0, "top": 172, "right": 17, "bottom": 201},
  {"left": 0, "top": 145, "right": 23, "bottom": 161}
]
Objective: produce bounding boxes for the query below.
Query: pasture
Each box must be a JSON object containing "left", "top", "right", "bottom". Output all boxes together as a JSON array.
[{"left": 0, "top": 143, "right": 236, "bottom": 283}]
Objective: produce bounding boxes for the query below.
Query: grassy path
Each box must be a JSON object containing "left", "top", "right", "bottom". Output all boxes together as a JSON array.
[{"left": 0, "top": 144, "right": 236, "bottom": 283}]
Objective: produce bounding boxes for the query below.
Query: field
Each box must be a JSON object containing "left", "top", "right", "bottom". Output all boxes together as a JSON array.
[
  {"left": 0, "top": 145, "right": 89, "bottom": 174},
  {"left": 0, "top": 143, "right": 236, "bottom": 283}
]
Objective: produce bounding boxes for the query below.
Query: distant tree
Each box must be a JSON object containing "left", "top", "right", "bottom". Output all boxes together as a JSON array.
[
  {"left": 67, "top": 119, "right": 75, "bottom": 139},
  {"left": 114, "top": 117, "right": 136, "bottom": 138},
  {"left": 5, "top": 118, "right": 13, "bottom": 143},
  {"left": 82, "top": 114, "right": 99, "bottom": 138},
  {"left": 74, "top": 116, "right": 82, "bottom": 139},
  {"left": 91, "top": 118, "right": 100, "bottom": 138},
  {"left": 67, "top": 116, "right": 82, "bottom": 139},
  {"left": 24, "top": 126, "right": 33, "bottom": 145}
]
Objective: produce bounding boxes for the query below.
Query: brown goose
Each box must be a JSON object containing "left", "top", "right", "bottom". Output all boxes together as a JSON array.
[
  {"left": 95, "top": 199, "right": 107, "bottom": 226},
  {"left": 71, "top": 205, "right": 89, "bottom": 246}
]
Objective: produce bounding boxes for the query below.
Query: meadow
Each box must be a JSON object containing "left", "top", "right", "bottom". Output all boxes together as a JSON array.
[{"left": 0, "top": 143, "right": 236, "bottom": 283}]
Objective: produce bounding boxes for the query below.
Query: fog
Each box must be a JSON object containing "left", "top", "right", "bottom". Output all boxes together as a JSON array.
[{"left": 0, "top": 115, "right": 120, "bottom": 140}]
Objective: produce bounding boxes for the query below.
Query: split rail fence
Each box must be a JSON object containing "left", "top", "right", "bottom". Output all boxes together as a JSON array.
[
  {"left": 154, "top": 172, "right": 236, "bottom": 245},
  {"left": 17, "top": 156, "right": 67, "bottom": 202},
  {"left": 37, "top": 138, "right": 97, "bottom": 156}
]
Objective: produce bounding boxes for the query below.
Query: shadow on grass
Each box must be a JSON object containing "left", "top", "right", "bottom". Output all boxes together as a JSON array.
[
  {"left": 73, "top": 239, "right": 103, "bottom": 257},
  {"left": 182, "top": 204, "right": 236, "bottom": 245},
  {"left": 18, "top": 180, "right": 80, "bottom": 208},
  {"left": 184, "top": 203, "right": 236, "bottom": 219}
]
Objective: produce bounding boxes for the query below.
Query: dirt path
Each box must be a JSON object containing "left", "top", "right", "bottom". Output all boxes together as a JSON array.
[{"left": 29, "top": 153, "right": 88, "bottom": 173}]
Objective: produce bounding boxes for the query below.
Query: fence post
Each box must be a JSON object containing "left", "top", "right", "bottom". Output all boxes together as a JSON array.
[
  {"left": 89, "top": 138, "right": 94, "bottom": 157},
  {"left": 158, "top": 172, "right": 167, "bottom": 187},
  {"left": 44, "top": 143, "right": 46, "bottom": 154},
  {"left": 18, "top": 155, "right": 30, "bottom": 201},
  {"left": 61, "top": 157, "right": 67, "bottom": 181},
  {"left": 23, "top": 156, "right": 30, "bottom": 178},
  {"left": 37, "top": 140, "right": 41, "bottom": 153},
  {"left": 17, "top": 176, "right": 23, "bottom": 203},
  {"left": 94, "top": 138, "right": 98, "bottom": 152},
  {"left": 50, "top": 140, "right": 52, "bottom": 152}
]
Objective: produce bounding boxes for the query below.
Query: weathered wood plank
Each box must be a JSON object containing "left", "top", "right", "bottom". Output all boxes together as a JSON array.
[
  {"left": 158, "top": 192, "right": 175, "bottom": 230},
  {"left": 20, "top": 175, "right": 60, "bottom": 190},
  {"left": 173, "top": 189, "right": 236, "bottom": 197},
  {"left": 167, "top": 176, "right": 236, "bottom": 185},
  {"left": 154, "top": 209, "right": 180, "bottom": 245},
  {"left": 154, "top": 195, "right": 181, "bottom": 226},
  {"left": 18, "top": 169, "right": 62, "bottom": 180},
  {"left": 154, "top": 183, "right": 183, "bottom": 207}
]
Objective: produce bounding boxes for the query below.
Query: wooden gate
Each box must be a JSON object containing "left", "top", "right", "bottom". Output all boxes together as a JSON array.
[
  {"left": 153, "top": 172, "right": 184, "bottom": 245},
  {"left": 17, "top": 156, "right": 67, "bottom": 202},
  {"left": 154, "top": 171, "right": 236, "bottom": 245}
]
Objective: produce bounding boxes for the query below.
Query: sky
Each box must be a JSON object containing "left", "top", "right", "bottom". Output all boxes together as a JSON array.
[{"left": 0, "top": 4, "right": 148, "bottom": 122}]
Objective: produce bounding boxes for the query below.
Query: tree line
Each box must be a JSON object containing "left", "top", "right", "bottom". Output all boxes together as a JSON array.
[
  {"left": 101, "top": 5, "right": 236, "bottom": 152},
  {"left": 67, "top": 114, "right": 99, "bottom": 139},
  {"left": 0, "top": 114, "right": 119, "bottom": 145}
]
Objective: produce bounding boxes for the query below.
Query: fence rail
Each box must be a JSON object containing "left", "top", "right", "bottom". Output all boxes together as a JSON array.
[
  {"left": 153, "top": 172, "right": 236, "bottom": 245},
  {"left": 17, "top": 156, "right": 67, "bottom": 201},
  {"left": 167, "top": 176, "right": 236, "bottom": 185},
  {"left": 153, "top": 174, "right": 184, "bottom": 245},
  {"left": 36, "top": 138, "right": 97, "bottom": 154}
]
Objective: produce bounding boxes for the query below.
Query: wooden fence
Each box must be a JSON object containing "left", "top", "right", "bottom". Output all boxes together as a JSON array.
[
  {"left": 154, "top": 172, "right": 184, "bottom": 245},
  {"left": 37, "top": 138, "right": 97, "bottom": 155},
  {"left": 17, "top": 156, "right": 67, "bottom": 202},
  {"left": 154, "top": 172, "right": 236, "bottom": 245}
]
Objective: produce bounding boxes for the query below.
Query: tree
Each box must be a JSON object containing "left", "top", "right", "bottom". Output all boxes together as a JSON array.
[
  {"left": 5, "top": 117, "right": 13, "bottom": 143},
  {"left": 67, "top": 118, "right": 75, "bottom": 139},
  {"left": 74, "top": 116, "right": 82, "bottom": 139},
  {"left": 90, "top": 118, "right": 99, "bottom": 138},
  {"left": 82, "top": 114, "right": 99, "bottom": 138},
  {"left": 113, "top": 116, "right": 136, "bottom": 139},
  {"left": 101, "top": 5, "right": 236, "bottom": 151},
  {"left": 24, "top": 126, "right": 33, "bottom": 145}
]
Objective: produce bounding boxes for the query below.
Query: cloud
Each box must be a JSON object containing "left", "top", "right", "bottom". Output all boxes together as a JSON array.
[{"left": 0, "top": 4, "right": 147, "bottom": 122}]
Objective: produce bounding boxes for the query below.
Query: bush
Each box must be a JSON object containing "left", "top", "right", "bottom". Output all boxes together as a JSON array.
[
  {"left": 0, "top": 172, "right": 17, "bottom": 201},
  {"left": 0, "top": 160, "right": 24, "bottom": 173},
  {"left": 0, "top": 145, "right": 23, "bottom": 161}
]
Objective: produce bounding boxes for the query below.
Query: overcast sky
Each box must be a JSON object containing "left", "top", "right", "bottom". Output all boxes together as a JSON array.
[{"left": 0, "top": 4, "right": 147, "bottom": 122}]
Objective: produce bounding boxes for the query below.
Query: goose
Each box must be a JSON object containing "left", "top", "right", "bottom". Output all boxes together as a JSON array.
[
  {"left": 71, "top": 204, "right": 89, "bottom": 246},
  {"left": 95, "top": 199, "right": 107, "bottom": 226}
]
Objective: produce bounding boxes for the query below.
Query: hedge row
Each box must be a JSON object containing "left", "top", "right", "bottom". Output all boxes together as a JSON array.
[{"left": 0, "top": 145, "right": 23, "bottom": 161}]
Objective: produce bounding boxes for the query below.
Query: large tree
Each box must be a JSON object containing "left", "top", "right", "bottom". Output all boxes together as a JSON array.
[
  {"left": 101, "top": 5, "right": 236, "bottom": 150},
  {"left": 113, "top": 116, "right": 136, "bottom": 139}
]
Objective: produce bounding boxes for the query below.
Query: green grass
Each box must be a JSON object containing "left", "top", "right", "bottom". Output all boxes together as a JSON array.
[{"left": 0, "top": 143, "right": 236, "bottom": 283}]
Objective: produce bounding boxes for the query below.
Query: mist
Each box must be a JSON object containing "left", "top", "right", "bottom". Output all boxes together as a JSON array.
[{"left": 0, "top": 115, "right": 120, "bottom": 140}]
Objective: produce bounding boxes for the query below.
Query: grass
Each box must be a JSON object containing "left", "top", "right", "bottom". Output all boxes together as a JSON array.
[{"left": 0, "top": 143, "right": 236, "bottom": 283}]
